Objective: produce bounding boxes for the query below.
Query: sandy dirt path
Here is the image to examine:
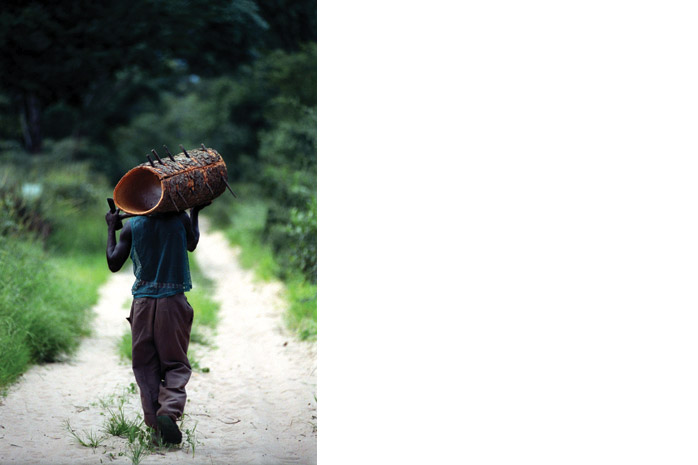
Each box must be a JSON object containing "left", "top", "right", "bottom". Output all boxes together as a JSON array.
[{"left": 0, "top": 220, "right": 317, "bottom": 465}]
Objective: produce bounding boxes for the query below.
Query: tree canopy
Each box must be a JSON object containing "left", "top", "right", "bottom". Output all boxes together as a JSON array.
[{"left": 0, "top": 0, "right": 299, "bottom": 152}]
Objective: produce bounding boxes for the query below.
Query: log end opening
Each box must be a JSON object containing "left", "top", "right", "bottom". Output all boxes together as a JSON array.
[{"left": 113, "top": 167, "right": 163, "bottom": 215}]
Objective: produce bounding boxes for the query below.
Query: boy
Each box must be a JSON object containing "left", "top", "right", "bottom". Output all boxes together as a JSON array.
[{"left": 105, "top": 204, "right": 208, "bottom": 444}]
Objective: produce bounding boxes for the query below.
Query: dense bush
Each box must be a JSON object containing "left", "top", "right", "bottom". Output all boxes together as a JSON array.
[
  {"left": 260, "top": 103, "right": 316, "bottom": 283},
  {"left": 266, "top": 192, "right": 317, "bottom": 282}
]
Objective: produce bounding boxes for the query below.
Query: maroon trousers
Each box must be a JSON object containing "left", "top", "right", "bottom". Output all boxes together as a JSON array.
[{"left": 127, "top": 293, "right": 193, "bottom": 428}]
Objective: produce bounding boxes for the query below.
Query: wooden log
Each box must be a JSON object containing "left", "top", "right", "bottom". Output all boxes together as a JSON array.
[{"left": 113, "top": 148, "right": 228, "bottom": 215}]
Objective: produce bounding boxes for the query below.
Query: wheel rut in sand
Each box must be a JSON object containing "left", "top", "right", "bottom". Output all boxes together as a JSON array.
[{"left": 0, "top": 219, "right": 317, "bottom": 465}]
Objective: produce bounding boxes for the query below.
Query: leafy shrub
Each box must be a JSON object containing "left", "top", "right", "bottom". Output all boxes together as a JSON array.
[
  {"left": 259, "top": 104, "right": 316, "bottom": 283},
  {"left": 266, "top": 196, "right": 316, "bottom": 282}
]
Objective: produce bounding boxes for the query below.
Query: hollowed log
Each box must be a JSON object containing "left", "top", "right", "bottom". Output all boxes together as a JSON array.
[{"left": 113, "top": 148, "right": 228, "bottom": 215}]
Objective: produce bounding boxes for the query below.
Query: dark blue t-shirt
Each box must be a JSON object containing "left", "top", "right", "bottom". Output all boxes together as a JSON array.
[{"left": 129, "top": 215, "right": 192, "bottom": 298}]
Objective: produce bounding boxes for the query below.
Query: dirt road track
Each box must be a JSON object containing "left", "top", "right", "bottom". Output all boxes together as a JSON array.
[{"left": 0, "top": 220, "right": 317, "bottom": 465}]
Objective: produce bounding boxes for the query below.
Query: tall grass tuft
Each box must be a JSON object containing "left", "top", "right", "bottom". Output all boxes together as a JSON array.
[{"left": 0, "top": 238, "right": 93, "bottom": 366}]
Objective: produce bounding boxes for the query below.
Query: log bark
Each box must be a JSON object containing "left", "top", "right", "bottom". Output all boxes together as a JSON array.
[{"left": 113, "top": 148, "right": 228, "bottom": 215}]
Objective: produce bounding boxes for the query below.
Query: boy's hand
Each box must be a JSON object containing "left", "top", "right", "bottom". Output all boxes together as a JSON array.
[
  {"left": 192, "top": 201, "right": 212, "bottom": 213},
  {"left": 105, "top": 210, "right": 123, "bottom": 231}
]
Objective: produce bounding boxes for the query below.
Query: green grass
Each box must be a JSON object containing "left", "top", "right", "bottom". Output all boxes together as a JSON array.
[
  {"left": 0, "top": 235, "right": 110, "bottom": 389},
  {"left": 285, "top": 278, "right": 317, "bottom": 340},
  {"left": 118, "top": 332, "right": 133, "bottom": 363},
  {"left": 104, "top": 402, "right": 143, "bottom": 438},
  {"left": 187, "top": 252, "right": 219, "bottom": 328},
  {"left": 53, "top": 253, "right": 111, "bottom": 312}
]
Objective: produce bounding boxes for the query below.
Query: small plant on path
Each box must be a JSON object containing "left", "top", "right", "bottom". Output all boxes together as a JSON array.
[
  {"left": 64, "top": 420, "right": 106, "bottom": 450},
  {"left": 65, "top": 385, "right": 200, "bottom": 463},
  {"left": 125, "top": 438, "right": 149, "bottom": 465},
  {"left": 104, "top": 403, "right": 143, "bottom": 438}
]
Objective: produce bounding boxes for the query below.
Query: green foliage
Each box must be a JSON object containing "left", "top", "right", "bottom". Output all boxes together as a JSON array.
[
  {"left": 257, "top": 0, "right": 316, "bottom": 50},
  {"left": 0, "top": 0, "right": 270, "bottom": 152},
  {"left": 0, "top": 154, "right": 111, "bottom": 389},
  {"left": 252, "top": 47, "right": 317, "bottom": 284},
  {"left": 0, "top": 315, "right": 31, "bottom": 388},
  {"left": 266, "top": 190, "right": 317, "bottom": 283},
  {"left": 103, "top": 43, "right": 317, "bottom": 181},
  {"left": 0, "top": 153, "right": 110, "bottom": 254},
  {"left": 0, "top": 238, "right": 93, "bottom": 365},
  {"left": 285, "top": 279, "right": 317, "bottom": 340}
]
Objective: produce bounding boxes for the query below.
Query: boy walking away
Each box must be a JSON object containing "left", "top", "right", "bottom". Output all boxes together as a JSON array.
[{"left": 105, "top": 203, "right": 208, "bottom": 444}]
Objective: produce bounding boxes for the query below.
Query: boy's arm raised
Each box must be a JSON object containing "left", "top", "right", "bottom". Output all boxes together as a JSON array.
[
  {"left": 106, "top": 211, "right": 132, "bottom": 272},
  {"left": 181, "top": 202, "right": 210, "bottom": 252}
]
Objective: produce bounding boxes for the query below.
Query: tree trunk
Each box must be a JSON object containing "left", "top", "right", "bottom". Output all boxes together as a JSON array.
[
  {"left": 19, "top": 92, "right": 42, "bottom": 153},
  {"left": 113, "top": 148, "right": 229, "bottom": 215}
]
